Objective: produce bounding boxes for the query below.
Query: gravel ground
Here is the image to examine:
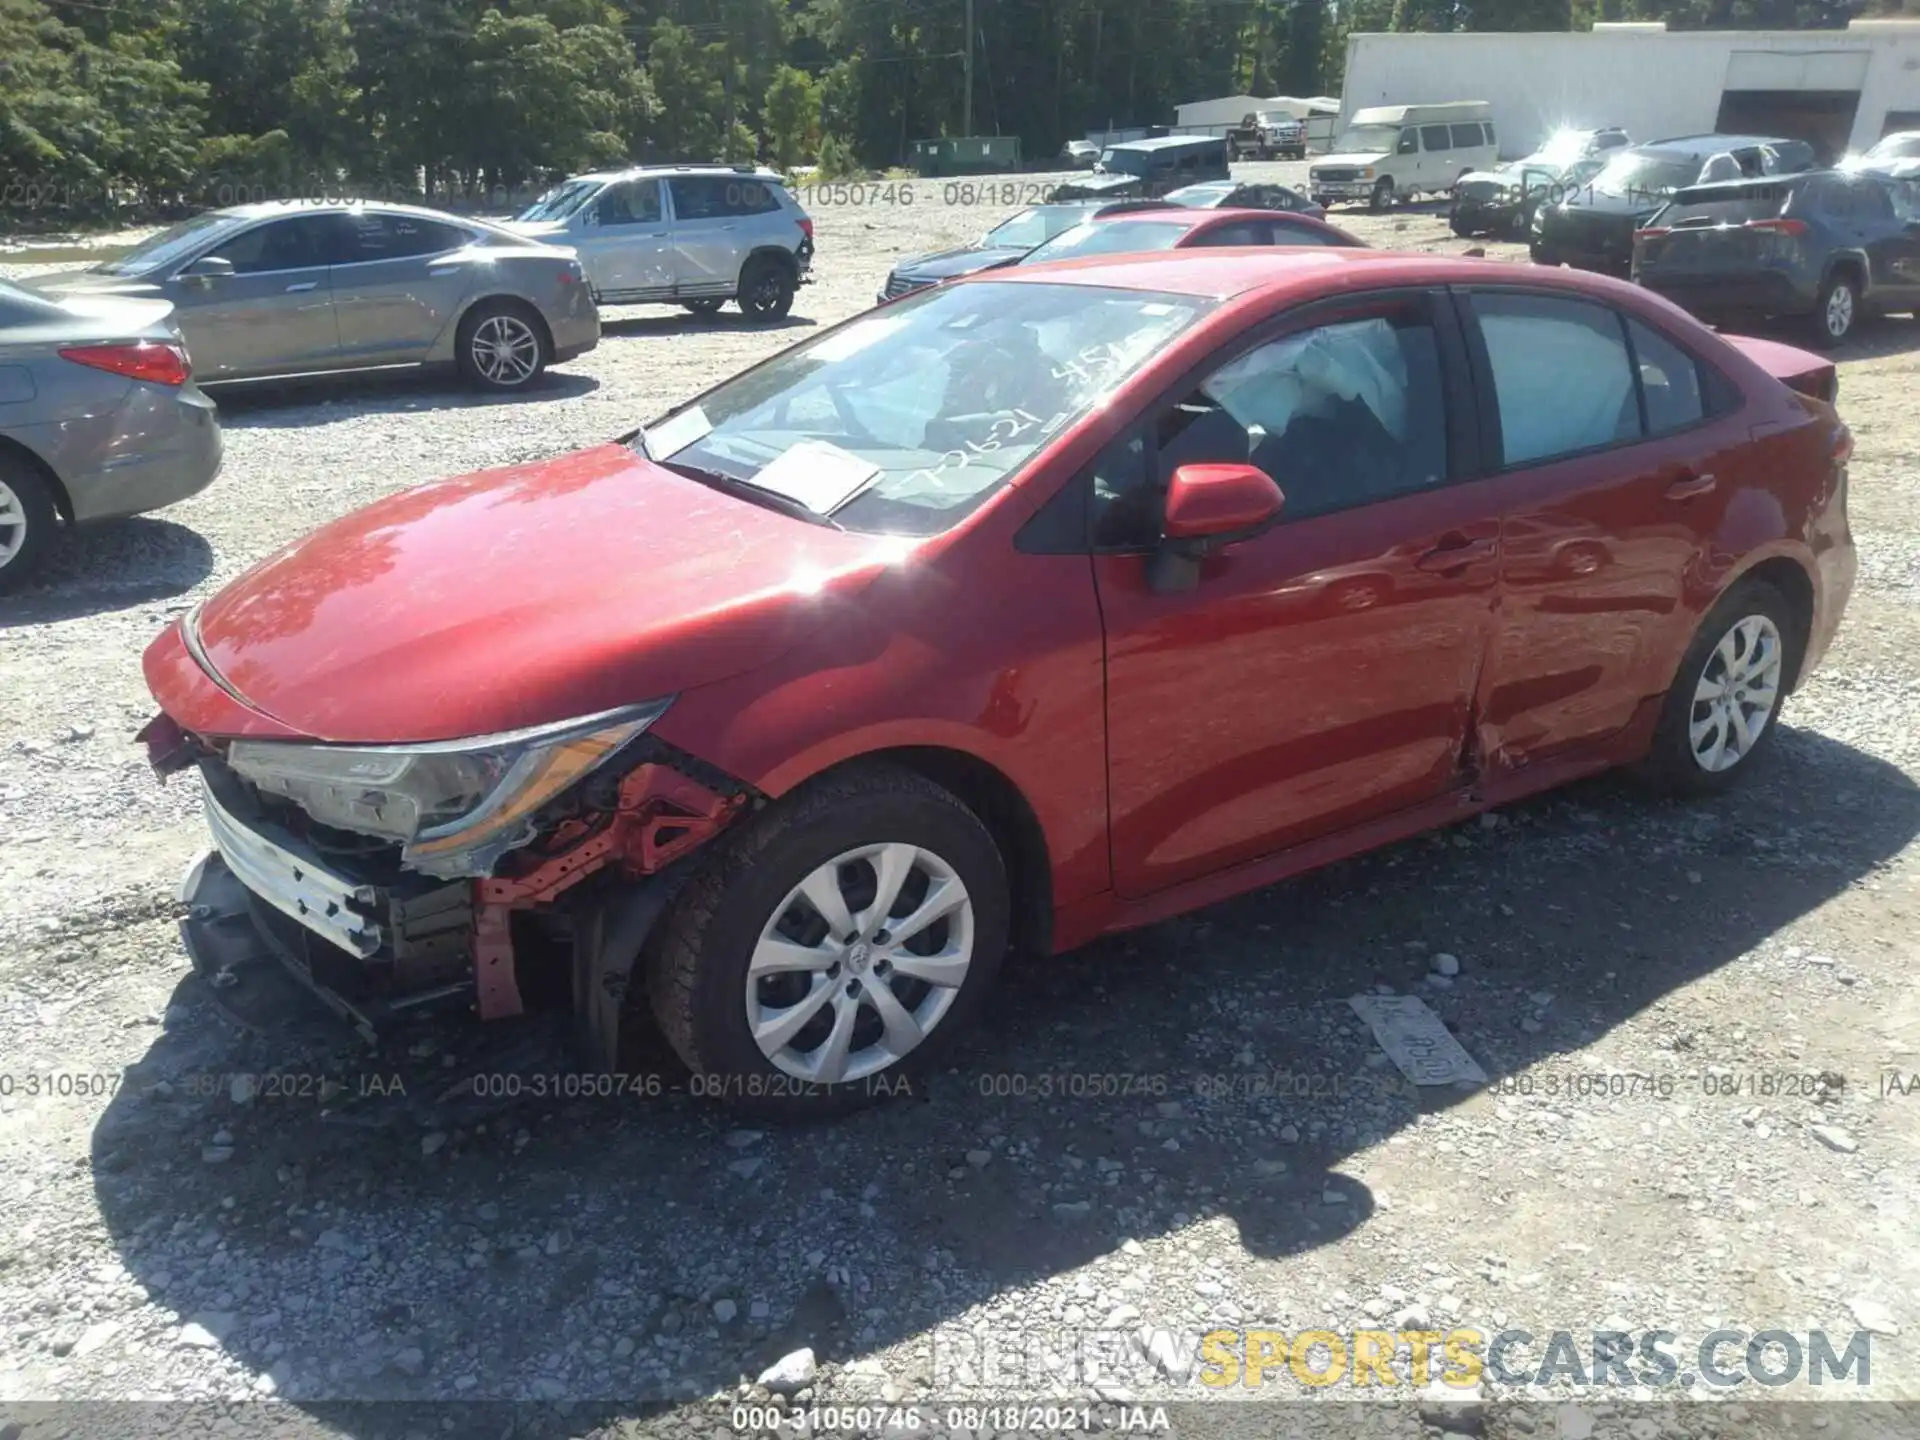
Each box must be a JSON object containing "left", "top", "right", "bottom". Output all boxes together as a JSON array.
[{"left": 2, "top": 164, "right": 1919, "bottom": 1440}]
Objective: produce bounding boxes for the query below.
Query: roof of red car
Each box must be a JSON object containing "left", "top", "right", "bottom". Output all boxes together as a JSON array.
[{"left": 998, "top": 246, "right": 1641, "bottom": 304}]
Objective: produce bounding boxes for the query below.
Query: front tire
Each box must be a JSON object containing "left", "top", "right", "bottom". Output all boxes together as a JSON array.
[
  {"left": 0, "top": 456, "right": 57, "bottom": 592},
  {"left": 1640, "top": 579, "right": 1799, "bottom": 796},
  {"left": 1369, "top": 177, "right": 1396, "bottom": 212},
  {"left": 737, "top": 256, "right": 797, "bottom": 321},
  {"left": 456, "top": 300, "right": 549, "bottom": 392},
  {"left": 646, "top": 764, "right": 1009, "bottom": 1119}
]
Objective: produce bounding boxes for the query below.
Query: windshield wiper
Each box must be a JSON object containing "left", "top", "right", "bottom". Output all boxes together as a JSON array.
[{"left": 653, "top": 459, "right": 843, "bottom": 530}]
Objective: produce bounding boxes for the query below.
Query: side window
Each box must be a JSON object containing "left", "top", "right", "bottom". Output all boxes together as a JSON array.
[
  {"left": 343, "top": 213, "right": 468, "bottom": 262},
  {"left": 1450, "top": 123, "right": 1483, "bottom": 149},
  {"left": 1625, "top": 318, "right": 1706, "bottom": 436},
  {"left": 207, "top": 216, "right": 345, "bottom": 273},
  {"left": 1853, "top": 181, "right": 1894, "bottom": 221},
  {"left": 1178, "top": 151, "right": 1202, "bottom": 174},
  {"left": 1268, "top": 224, "right": 1334, "bottom": 247},
  {"left": 719, "top": 178, "right": 783, "bottom": 216},
  {"left": 1891, "top": 180, "right": 1920, "bottom": 222},
  {"left": 1472, "top": 292, "right": 1640, "bottom": 465},
  {"left": 1090, "top": 306, "right": 1451, "bottom": 548},
  {"left": 596, "top": 180, "right": 662, "bottom": 226},
  {"left": 1484, "top": 122, "right": 1498, "bottom": 147},
  {"left": 1421, "top": 124, "right": 1452, "bottom": 152},
  {"left": 1397, "top": 129, "right": 1420, "bottom": 155}
]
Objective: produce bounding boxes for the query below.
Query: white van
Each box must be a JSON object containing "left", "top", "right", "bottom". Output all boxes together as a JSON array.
[{"left": 1308, "top": 102, "right": 1499, "bottom": 210}]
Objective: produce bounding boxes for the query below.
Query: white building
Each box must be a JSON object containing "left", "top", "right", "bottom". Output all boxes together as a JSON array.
[{"left": 1335, "top": 18, "right": 1920, "bottom": 162}]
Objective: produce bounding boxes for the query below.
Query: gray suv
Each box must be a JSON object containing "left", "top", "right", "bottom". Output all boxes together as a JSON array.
[{"left": 509, "top": 165, "right": 815, "bottom": 320}]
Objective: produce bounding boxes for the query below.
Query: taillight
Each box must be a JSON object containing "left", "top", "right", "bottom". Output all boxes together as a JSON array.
[
  {"left": 798, "top": 217, "right": 815, "bottom": 242},
  {"left": 1745, "top": 217, "right": 1808, "bottom": 236},
  {"left": 1634, "top": 226, "right": 1670, "bottom": 241},
  {"left": 59, "top": 341, "right": 190, "bottom": 386}
]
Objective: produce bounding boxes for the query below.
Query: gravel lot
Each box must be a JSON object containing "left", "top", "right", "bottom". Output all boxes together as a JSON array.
[{"left": 2, "top": 163, "right": 1919, "bottom": 1440}]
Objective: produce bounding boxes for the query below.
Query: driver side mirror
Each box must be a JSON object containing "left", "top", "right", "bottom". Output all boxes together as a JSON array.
[
  {"left": 1146, "top": 462, "right": 1285, "bottom": 594},
  {"left": 178, "top": 255, "right": 234, "bottom": 283}
]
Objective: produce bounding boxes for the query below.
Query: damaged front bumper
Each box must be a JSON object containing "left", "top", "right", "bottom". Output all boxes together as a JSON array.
[{"left": 162, "top": 729, "right": 751, "bottom": 1053}]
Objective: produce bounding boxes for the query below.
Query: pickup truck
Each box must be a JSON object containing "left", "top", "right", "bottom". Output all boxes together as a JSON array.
[{"left": 1229, "top": 112, "right": 1308, "bottom": 162}]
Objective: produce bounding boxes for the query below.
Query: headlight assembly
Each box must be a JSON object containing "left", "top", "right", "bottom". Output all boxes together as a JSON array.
[{"left": 225, "top": 700, "right": 672, "bottom": 878}]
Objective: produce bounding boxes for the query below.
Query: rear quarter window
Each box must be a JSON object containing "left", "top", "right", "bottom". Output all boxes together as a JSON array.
[
  {"left": 1662, "top": 187, "right": 1791, "bottom": 227},
  {"left": 1450, "top": 124, "right": 1484, "bottom": 149}
]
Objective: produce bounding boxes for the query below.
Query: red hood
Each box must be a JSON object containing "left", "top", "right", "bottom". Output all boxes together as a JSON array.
[{"left": 174, "top": 443, "right": 906, "bottom": 743}]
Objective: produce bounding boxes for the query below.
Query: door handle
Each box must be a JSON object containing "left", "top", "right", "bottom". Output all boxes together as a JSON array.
[
  {"left": 1415, "top": 536, "right": 1497, "bottom": 572},
  {"left": 284, "top": 281, "right": 318, "bottom": 293},
  {"left": 1664, "top": 471, "right": 1716, "bottom": 499}
]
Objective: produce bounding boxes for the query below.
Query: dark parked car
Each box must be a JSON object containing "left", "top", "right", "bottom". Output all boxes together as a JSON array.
[
  {"left": 0, "top": 280, "right": 221, "bottom": 589},
  {"left": 142, "top": 250, "right": 1853, "bottom": 1118},
  {"left": 1051, "top": 136, "right": 1231, "bottom": 200},
  {"left": 1451, "top": 129, "right": 1630, "bottom": 238},
  {"left": 1164, "top": 179, "right": 1326, "bottom": 220},
  {"left": 877, "top": 200, "right": 1165, "bottom": 303},
  {"left": 1532, "top": 135, "right": 1817, "bottom": 276},
  {"left": 1633, "top": 169, "right": 1920, "bottom": 347}
]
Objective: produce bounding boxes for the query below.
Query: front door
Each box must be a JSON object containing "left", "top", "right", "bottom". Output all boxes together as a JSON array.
[
  {"left": 1460, "top": 288, "right": 1737, "bottom": 772},
  {"left": 576, "top": 179, "right": 673, "bottom": 298},
  {"left": 330, "top": 210, "right": 478, "bottom": 367},
  {"left": 1093, "top": 292, "right": 1499, "bottom": 897},
  {"left": 164, "top": 214, "right": 346, "bottom": 380}
]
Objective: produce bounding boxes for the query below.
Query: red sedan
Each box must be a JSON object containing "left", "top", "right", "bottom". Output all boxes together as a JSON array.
[
  {"left": 141, "top": 249, "right": 1856, "bottom": 1118},
  {"left": 1014, "top": 204, "right": 1362, "bottom": 263}
]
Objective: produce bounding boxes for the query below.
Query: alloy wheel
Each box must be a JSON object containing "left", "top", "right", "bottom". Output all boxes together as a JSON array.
[
  {"left": 745, "top": 842, "right": 974, "bottom": 1083},
  {"left": 1825, "top": 282, "right": 1855, "bottom": 340},
  {"left": 469, "top": 314, "right": 541, "bottom": 387},
  {"left": 1689, "top": 614, "right": 1784, "bottom": 773},
  {"left": 0, "top": 478, "right": 25, "bottom": 568}
]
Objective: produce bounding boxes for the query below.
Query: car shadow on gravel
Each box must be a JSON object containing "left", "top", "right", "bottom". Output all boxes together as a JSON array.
[
  {"left": 0, "top": 517, "right": 211, "bottom": 627},
  {"left": 82, "top": 724, "right": 1920, "bottom": 1434},
  {"left": 209, "top": 369, "right": 601, "bottom": 425}
]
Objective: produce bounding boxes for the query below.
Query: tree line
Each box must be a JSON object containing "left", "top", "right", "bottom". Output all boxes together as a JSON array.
[{"left": 0, "top": 0, "right": 1876, "bottom": 224}]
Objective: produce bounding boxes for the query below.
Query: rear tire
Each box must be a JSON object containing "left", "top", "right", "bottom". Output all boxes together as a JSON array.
[
  {"left": 1806, "top": 271, "right": 1858, "bottom": 350},
  {"left": 456, "top": 299, "right": 550, "bottom": 392},
  {"left": 0, "top": 454, "right": 57, "bottom": 592},
  {"left": 645, "top": 763, "right": 1009, "bottom": 1120},
  {"left": 1638, "top": 578, "right": 1800, "bottom": 796},
  {"left": 736, "top": 255, "right": 797, "bottom": 321}
]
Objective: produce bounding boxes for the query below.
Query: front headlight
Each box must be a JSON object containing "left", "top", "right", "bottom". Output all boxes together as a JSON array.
[
  {"left": 226, "top": 700, "right": 672, "bottom": 877},
  {"left": 1361, "top": 166, "right": 1375, "bottom": 179}
]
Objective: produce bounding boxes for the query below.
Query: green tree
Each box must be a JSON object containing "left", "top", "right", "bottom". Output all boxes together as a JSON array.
[{"left": 763, "top": 63, "right": 821, "bottom": 169}]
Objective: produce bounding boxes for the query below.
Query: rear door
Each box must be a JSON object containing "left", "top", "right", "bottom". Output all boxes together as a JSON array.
[
  {"left": 1461, "top": 287, "right": 1748, "bottom": 771},
  {"left": 578, "top": 179, "right": 672, "bottom": 298},
  {"left": 162, "top": 214, "right": 347, "bottom": 379},
  {"left": 668, "top": 175, "right": 752, "bottom": 297},
  {"left": 1854, "top": 177, "right": 1920, "bottom": 304},
  {"left": 330, "top": 211, "right": 478, "bottom": 367}
]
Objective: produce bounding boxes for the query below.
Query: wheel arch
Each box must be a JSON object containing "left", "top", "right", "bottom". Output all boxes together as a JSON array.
[
  {"left": 0, "top": 433, "right": 73, "bottom": 522},
  {"left": 452, "top": 292, "right": 555, "bottom": 361},
  {"left": 1823, "top": 249, "right": 1868, "bottom": 296},
  {"left": 740, "top": 244, "right": 799, "bottom": 285},
  {"left": 1724, "top": 553, "right": 1816, "bottom": 693}
]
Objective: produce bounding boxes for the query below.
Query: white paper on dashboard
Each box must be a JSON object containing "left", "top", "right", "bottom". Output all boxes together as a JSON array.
[
  {"left": 749, "top": 439, "right": 882, "bottom": 514},
  {"left": 642, "top": 404, "right": 711, "bottom": 460}
]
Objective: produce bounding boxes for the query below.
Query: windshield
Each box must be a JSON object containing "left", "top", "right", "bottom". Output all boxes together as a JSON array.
[
  {"left": 91, "top": 213, "right": 235, "bottom": 276},
  {"left": 1165, "top": 182, "right": 1234, "bottom": 206},
  {"left": 1866, "top": 133, "right": 1920, "bottom": 161},
  {"left": 1592, "top": 152, "right": 1703, "bottom": 198},
  {"left": 515, "top": 179, "right": 602, "bottom": 222},
  {"left": 1022, "top": 221, "right": 1188, "bottom": 263},
  {"left": 1096, "top": 150, "right": 1150, "bottom": 177},
  {"left": 1333, "top": 124, "right": 1401, "bottom": 155},
  {"left": 983, "top": 207, "right": 1085, "bottom": 249},
  {"left": 643, "top": 281, "right": 1211, "bottom": 536}
]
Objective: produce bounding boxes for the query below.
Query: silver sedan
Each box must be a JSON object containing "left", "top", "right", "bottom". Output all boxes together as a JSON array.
[
  {"left": 0, "top": 281, "right": 222, "bottom": 589},
  {"left": 19, "top": 202, "right": 600, "bottom": 394}
]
